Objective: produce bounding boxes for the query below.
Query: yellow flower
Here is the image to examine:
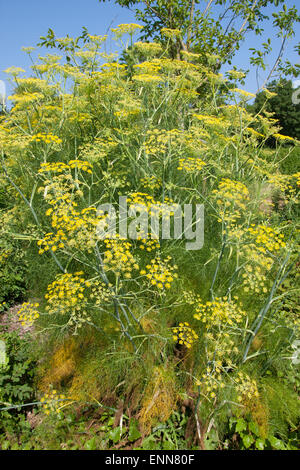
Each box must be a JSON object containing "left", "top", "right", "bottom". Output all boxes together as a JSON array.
[
  {"left": 18, "top": 302, "right": 40, "bottom": 327},
  {"left": 172, "top": 322, "right": 198, "bottom": 348}
]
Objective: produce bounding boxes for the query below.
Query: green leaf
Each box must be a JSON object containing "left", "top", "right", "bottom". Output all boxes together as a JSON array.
[
  {"left": 242, "top": 434, "right": 255, "bottom": 449},
  {"left": 128, "top": 419, "right": 141, "bottom": 442},
  {"left": 162, "top": 440, "right": 176, "bottom": 450},
  {"left": 109, "top": 426, "right": 121, "bottom": 444},
  {"left": 268, "top": 436, "right": 286, "bottom": 450},
  {"left": 1, "top": 440, "right": 10, "bottom": 450},
  {"left": 84, "top": 437, "right": 97, "bottom": 450},
  {"left": 255, "top": 438, "right": 265, "bottom": 450},
  {"left": 235, "top": 418, "right": 247, "bottom": 433},
  {"left": 249, "top": 421, "right": 260, "bottom": 436},
  {"left": 140, "top": 436, "right": 156, "bottom": 450}
]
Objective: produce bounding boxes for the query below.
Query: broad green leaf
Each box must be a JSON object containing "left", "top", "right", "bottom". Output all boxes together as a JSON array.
[
  {"left": 249, "top": 421, "right": 260, "bottom": 436},
  {"left": 268, "top": 436, "right": 286, "bottom": 450},
  {"left": 128, "top": 419, "right": 141, "bottom": 442},
  {"left": 235, "top": 418, "right": 247, "bottom": 433},
  {"left": 109, "top": 426, "right": 121, "bottom": 444},
  {"left": 255, "top": 438, "right": 265, "bottom": 450},
  {"left": 84, "top": 437, "right": 97, "bottom": 450},
  {"left": 242, "top": 434, "right": 255, "bottom": 449}
]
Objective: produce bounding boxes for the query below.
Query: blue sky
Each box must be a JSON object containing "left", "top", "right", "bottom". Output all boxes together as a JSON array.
[{"left": 0, "top": 0, "right": 299, "bottom": 98}]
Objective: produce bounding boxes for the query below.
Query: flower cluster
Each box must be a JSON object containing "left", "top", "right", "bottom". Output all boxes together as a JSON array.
[
  {"left": 89, "top": 279, "right": 112, "bottom": 306},
  {"left": 188, "top": 294, "right": 246, "bottom": 329},
  {"left": 40, "top": 389, "right": 69, "bottom": 415},
  {"left": 38, "top": 205, "right": 104, "bottom": 253},
  {"left": 245, "top": 127, "right": 264, "bottom": 139},
  {"left": 103, "top": 238, "right": 139, "bottom": 278},
  {"left": 132, "top": 74, "right": 162, "bottom": 84},
  {"left": 213, "top": 178, "right": 249, "bottom": 224},
  {"left": 195, "top": 330, "right": 241, "bottom": 399},
  {"left": 177, "top": 156, "right": 206, "bottom": 173},
  {"left": 241, "top": 245, "right": 273, "bottom": 294},
  {"left": 138, "top": 236, "right": 160, "bottom": 252},
  {"left": 135, "top": 61, "right": 162, "bottom": 75},
  {"left": 37, "top": 173, "right": 105, "bottom": 253},
  {"left": 143, "top": 128, "right": 182, "bottom": 157},
  {"left": 172, "top": 322, "right": 198, "bottom": 348},
  {"left": 242, "top": 264, "right": 271, "bottom": 294},
  {"left": 140, "top": 256, "right": 178, "bottom": 290},
  {"left": 127, "top": 192, "right": 178, "bottom": 217},
  {"left": 267, "top": 174, "right": 296, "bottom": 197},
  {"left": 160, "top": 28, "right": 182, "bottom": 38},
  {"left": 206, "top": 331, "right": 239, "bottom": 363},
  {"left": 111, "top": 23, "right": 143, "bottom": 37},
  {"left": 273, "top": 133, "right": 295, "bottom": 143},
  {"left": 193, "top": 113, "right": 230, "bottom": 130},
  {"left": 235, "top": 372, "right": 259, "bottom": 403},
  {"left": 38, "top": 230, "right": 67, "bottom": 254},
  {"left": 18, "top": 302, "right": 40, "bottom": 327},
  {"left": 292, "top": 172, "right": 300, "bottom": 187},
  {"left": 140, "top": 175, "right": 161, "bottom": 191},
  {"left": 39, "top": 159, "right": 92, "bottom": 174},
  {"left": 31, "top": 133, "right": 62, "bottom": 145},
  {"left": 0, "top": 249, "right": 11, "bottom": 264},
  {"left": 45, "top": 272, "right": 91, "bottom": 326},
  {"left": 79, "top": 137, "right": 118, "bottom": 162},
  {"left": 196, "top": 362, "right": 225, "bottom": 399},
  {"left": 248, "top": 224, "right": 286, "bottom": 253},
  {"left": 232, "top": 88, "right": 256, "bottom": 100},
  {"left": 134, "top": 42, "right": 162, "bottom": 57},
  {"left": 115, "top": 108, "right": 141, "bottom": 119},
  {"left": 100, "top": 62, "right": 126, "bottom": 78}
]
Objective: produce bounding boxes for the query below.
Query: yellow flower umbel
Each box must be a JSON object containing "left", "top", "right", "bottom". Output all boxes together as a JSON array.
[
  {"left": 45, "top": 272, "right": 91, "bottom": 327},
  {"left": 292, "top": 172, "right": 300, "bottom": 187},
  {"left": 273, "top": 133, "right": 296, "bottom": 143},
  {"left": 268, "top": 173, "right": 296, "bottom": 194},
  {"left": 232, "top": 88, "right": 256, "bottom": 100},
  {"left": 196, "top": 364, "right": 226, "bottom": 400},
  {"left": 160, "top": 28, "right": 182, "bottom": 39},
  {"left": 172, "top": 322, "right": 198, "bottom": 348},
  {"left": 140, "top": 256, "right": 178, "bottom": 290},
  {"left": 111, "top": 23, "right": 143, "bottom": 38},
  {"left": 127, "top": 192, "right": 178, "bottom": 217},
  {"left": 37, "top": 164, "right": 108, "bottom": 254},
  {"left": 193, "top": 113, "right": 230, "bottom": 131},
  {"left": 40, "top": 389, "right": 70, "bottom": 415},
  {"left": 195, "top": 333, "right": 239, "bottom": 399},
  {"left": 132, "top": 73, "right": 162, "bottom": 84},
  {"left": 0, "top": 249, "right": 11, "bottom": 264},
  {"left": 238, "top": 225, "right": 286, "bottom": 295},
  {"left": 31, "top": 133, "right": 62, "bottom": 145},
  {"left": 240, "top": 242, "right": 274, "bottom": 294},
  {"left": 235, "top": 372, "right": 259, "bottom": 403},
  {"left": 191, "top": 296, "right": 246, "bottom": 329},
  {"left": 140, "top": 175, "right": 162, "bottom": 192},
  {"left": 177, "top": 156, "right": 206, "bottom": 173},
  {"left": 78, "top": 136, "right": 118, "bottom": 163},
  {"left": 134, "top": 42, "right": 163, "bottom": 57},
  {"left": 143, "top": 128, "right": 182, "bottom": 157},
  {"left": 38, "top": 159, "right": 92, "bottom": 174},
  {"left": 103, "top": 237, "right": 139, "bottom": 279},
  {"left": 138, "top": 236, "right": 160, "bottom": 252},
  {"left": 213, "top": 178, "right": 249, "bottom": 224},
  {"left": 89, "top": 279, "right": 112, "bottom": 305},
  {"left": 248, "top": 224, "right": 286, "bottom": 253},
  {"left": 18, "top": 302, "right": 40, "bottom": 327}
]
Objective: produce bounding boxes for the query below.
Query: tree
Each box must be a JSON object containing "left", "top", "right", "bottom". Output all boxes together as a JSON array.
[
  {"left": 251, "top": 79, "right": 300, "bottom": 139},
  {"left": 99, "top": 0, "right": 300, "bottom": 78}
]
